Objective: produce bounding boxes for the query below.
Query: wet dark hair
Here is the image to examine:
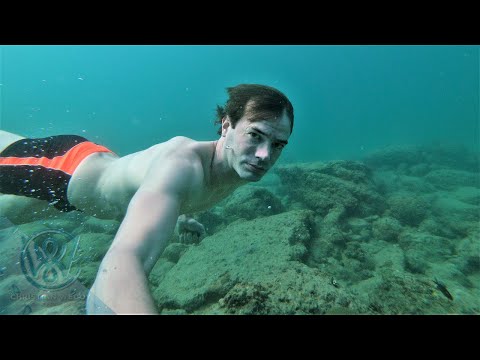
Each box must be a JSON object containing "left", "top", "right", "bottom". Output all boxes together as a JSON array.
[{"left": 214, "top": 84, "right": 294, "bottom": 135}]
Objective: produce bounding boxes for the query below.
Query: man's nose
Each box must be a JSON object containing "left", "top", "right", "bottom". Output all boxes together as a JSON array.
[{"left": 255, "top": 143, "right": 271, "bottom": 162}]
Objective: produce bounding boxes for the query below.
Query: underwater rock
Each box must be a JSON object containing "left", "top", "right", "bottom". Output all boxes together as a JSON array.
[
  {"left": 160, "top": 308, "right": 188, "bottom": 315},
  {"left": 148, "top": 260, "right": 176, "bottom": 288},
  {"left": 455, "top": 236, "right": 480, "bottom": 275},
  {"left": 72, "top": 216, "right": 120, "bottom": 236},
  {"left": 161, "top": 242, "right": 189, "bottom": 263},
  {"left": 153, "top": 210, "right": 315, "bottom": 312},
  {"left": 418, "top": 217, "right": 457, "bottom": 238},
  {"left": 195, "top": 210, "right": 227, "bottom": 235},
  {"left": 362, "top": 144, "right": 425, "bottom": 171},
  {"left": 219, "top": 282, "right": 270, "bottom": 315},
  {"left": 431, "top": 193, "right": 479, "bottom": 221},
  {"left": 373, "top": 243, "right": 405, "bottom": 273},
  {"left": 398, "top": 230, "right": 455, "bottom": 264},
  {"left": 275, "top": 161, "right": 385, "bottom": 218},
  {"left": 0, "top": 194, "right": 59, "bottom": 225},
  {"left": 73, "top": 261, "right": 101, "bottom": 289},
  {"left": 386, "top": 193, "right": 430, "bottom": 227},
  {"left": 363, "top": 143, "right": 479, "bottom": 173},
  {"left": 220, "top": 186, "right": 285, "bottom": 222},
  {"left": 41, "top": 215, "right": 85, "bottom": 234},
  {"left": 359, "top": 270, "right": 456, "bottom": 314},
  {"left": 152, "top": 209, "right": 366, "bottom": 314},
  {"left": 430, "top": 192, "right": 480, "bottom": 237},
  {"left": 371, "top": 216, "right": 403, "bottom": 242},
  {"left": 32, "top": 300, "right": 85, "bottom": 315},
  {"left": 422, "top": 143, "right": 480, "bottom": 172},
  {"left": 319, "top": 207, "right": 348, "bottom": 246},
  {"left": 409, "top": 163, "right": 432, "bottom": 177},
  {"left": 369, "top": 171, "right": 436, "bottom": 197},
  {"left": 217, "top": 265, "right": 367, "bottom": 315},
  {"left": 331, "top": 242, "right": 376, "bottom": 283},
  {"left": 344, "top": 241, "right": 373, "bottom": 263},
  {"left": 404, "top": 249, "right": 429, "bottom": 274},
  {"left": 424, "top": 169, "right": 479, "bottom": 191},
  {"left": 347, "top": 217, "right": 370, "bottom": 233},
  {"left": 73, "top": 232, "right": 114, "bottom": 265},
  {"left": 452, "top": 186, "right": 480, "bottom": 206}
]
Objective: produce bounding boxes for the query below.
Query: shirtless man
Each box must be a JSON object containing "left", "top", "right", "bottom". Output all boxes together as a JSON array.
[{"left": 0, "top": 84, "right": 294, "bottom": 314}]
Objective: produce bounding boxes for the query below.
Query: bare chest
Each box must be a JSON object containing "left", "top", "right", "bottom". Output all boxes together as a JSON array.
[{"left": 181, "top": 184, "right": 233, "bottom": 214}]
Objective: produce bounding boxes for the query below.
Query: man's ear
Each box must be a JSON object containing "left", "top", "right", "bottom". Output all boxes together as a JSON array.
[{"left": 221, "top": 116, "right": 231, "bottom": 137}]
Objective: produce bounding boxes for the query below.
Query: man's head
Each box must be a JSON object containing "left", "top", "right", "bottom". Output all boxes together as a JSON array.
[
  {"left": 215, "top": 84, "right": 294, "bottom": 182},
  {"left": 214, "top": 84, "right": 294, "bottom": 136}
]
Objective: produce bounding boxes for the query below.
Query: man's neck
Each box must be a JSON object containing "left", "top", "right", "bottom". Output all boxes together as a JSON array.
[{"left": 209, "top": 138, "right": 248, "bottom": 192}]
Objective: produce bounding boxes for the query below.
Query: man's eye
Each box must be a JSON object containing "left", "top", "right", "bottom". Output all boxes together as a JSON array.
[{"left": 248, "top": 132, "right": 260, "bottom": 139}]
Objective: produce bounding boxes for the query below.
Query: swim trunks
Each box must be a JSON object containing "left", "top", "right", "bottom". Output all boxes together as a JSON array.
[{"left": 0, "top": 135, "right": 115, "bottom": 212}]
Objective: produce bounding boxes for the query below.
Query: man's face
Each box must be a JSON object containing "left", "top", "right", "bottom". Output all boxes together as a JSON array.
[{"left": 222, "top": 109, "right": 291, "bottom": 182}]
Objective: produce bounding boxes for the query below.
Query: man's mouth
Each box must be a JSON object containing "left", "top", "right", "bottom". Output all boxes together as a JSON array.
[{"left": 246, "top": 163, "right": 266, "bottom": 172}]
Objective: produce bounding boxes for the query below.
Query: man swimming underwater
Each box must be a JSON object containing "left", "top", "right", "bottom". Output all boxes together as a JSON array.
[{"left": 0, "top": 84, "right": 294, "bottom": 314}]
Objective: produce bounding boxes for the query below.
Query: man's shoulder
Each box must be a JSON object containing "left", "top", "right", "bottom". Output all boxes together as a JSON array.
[
  {"left": 154, "top": 136, "right": 203, "bottom": 165},
  {"left": 141, "top": 137, "right": 206, "bottom": 192}
]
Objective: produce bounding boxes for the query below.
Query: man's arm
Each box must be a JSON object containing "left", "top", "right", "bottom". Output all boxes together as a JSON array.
[{"left": 87, "top": 158, "right": 197, "bottom": 315}]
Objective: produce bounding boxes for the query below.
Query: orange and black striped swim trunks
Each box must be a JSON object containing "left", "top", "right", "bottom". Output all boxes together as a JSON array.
[{"left": 0, "top": 135, "right": 115, "bottom": 212}]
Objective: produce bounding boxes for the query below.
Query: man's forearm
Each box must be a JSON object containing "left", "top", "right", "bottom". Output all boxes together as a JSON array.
[{"left": 87, "top": 249, "right": 158, "bottom": 315}]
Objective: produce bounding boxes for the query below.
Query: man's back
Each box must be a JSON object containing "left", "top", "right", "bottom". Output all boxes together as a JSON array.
[{"left": 67, "top": 136, "right": 235, "bottom": 222}]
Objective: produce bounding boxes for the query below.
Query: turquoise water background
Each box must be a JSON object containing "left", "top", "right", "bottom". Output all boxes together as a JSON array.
[
  {"left": 0, "top": 45, "right": 478, "bottom": 162},
  {"left": 0, "top": 45, "right": 479, "bottom": 315}
]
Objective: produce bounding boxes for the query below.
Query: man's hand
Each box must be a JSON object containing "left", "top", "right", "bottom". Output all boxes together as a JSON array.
[{"left": 177, "top": 214, "right": 206, "bottom": 244}]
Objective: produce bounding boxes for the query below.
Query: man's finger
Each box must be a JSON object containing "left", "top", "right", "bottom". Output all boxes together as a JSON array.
[{"left": 186, "top": 219, "right": 205, "bottom": 234}]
